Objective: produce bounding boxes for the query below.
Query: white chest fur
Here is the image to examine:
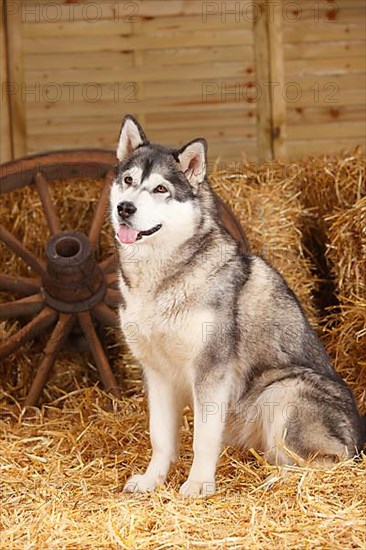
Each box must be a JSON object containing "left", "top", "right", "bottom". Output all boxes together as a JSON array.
[{"left": 118, "top": 273, "right": 214, "bottom": 381}]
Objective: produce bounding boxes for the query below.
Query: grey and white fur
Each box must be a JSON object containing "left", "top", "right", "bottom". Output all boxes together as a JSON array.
[{"left": 110, "top": 115, "right": 364, "bottom": 496}]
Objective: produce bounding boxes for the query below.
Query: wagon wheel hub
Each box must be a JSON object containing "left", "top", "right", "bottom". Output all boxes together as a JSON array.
[{"left": 42, "top": 231, "right": 106, "bottom": 313}]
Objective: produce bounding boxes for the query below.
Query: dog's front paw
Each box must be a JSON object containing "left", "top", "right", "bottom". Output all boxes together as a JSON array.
[
  {"left": 179, "top": 479, "right": 216, "bottom": 497},
  {"left": 123, "top": 474, "right": 160, "bottom": 494}
]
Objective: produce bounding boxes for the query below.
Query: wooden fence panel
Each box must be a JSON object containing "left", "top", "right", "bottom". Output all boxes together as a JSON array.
[
  {"left": 2, "top": 0, "right": 365, "bottom": 162},
  {"left": 281, "top": 0, "right": 366, "bottom": 158}
]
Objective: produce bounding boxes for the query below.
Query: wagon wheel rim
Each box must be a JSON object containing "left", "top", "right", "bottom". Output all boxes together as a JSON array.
[{"left": 0, "top": 149, "right": 249, "bottom": 409}]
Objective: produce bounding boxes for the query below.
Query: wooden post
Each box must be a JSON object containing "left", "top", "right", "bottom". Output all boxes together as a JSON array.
[
  {"left": 267, "top": 0, "right": 287, "bottom": 159},
  {"left": 0, "top": 0, "right": 12, "bottom": 161},
  {"left": 254, "top": 0, "right": 272, "bottom": 162},
  {"left": 4, "top": 0, "right": 27, "bottom": 158},
  {"left": 254, "top": 0, "right": 287, "bottom": 161}
]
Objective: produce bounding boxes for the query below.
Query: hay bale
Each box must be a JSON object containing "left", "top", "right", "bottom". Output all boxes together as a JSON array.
[
  {"left": 325, "top": 196, "right": 366, "bottom": 301},
  {"left": 286, "top": 150, "right": 365, "bottom": 413},
  {"left": 288, "top": 148, "right": 365, "bottom": 313},
  {"left": 323, "top": 196, "right": 366, "bottom": 412},
  {"left": 211, "top": 153, "right": 365, "bottom": 414},
  {"left": 211, "top": 161, "right": 317, "bottom": 323},
  {"left": 324, "top": 304, "right": 366, "bottom": 413},
  {"left": 295, "top": 147, "right": 365, "bottom": 216}
]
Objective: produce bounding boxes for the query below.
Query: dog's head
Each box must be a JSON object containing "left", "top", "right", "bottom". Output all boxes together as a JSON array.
[{"left": 110, "top": 115, "right": 208, "bottom": 251}]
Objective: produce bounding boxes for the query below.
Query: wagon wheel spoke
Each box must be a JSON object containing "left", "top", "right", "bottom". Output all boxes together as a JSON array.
[
  {"left": 0, "top": 274, "right": 40, "bottom": 296},
  {"left": 0, "top": 224, "right": 47, "bottom": 278},
  {"left": 34, "top": 172, "right": 61, "bottom": 235},
  {"left": 104, "top": 288, "right": 121, "bottom": 309},
  {"left": 0, "top": 307, "right": 58, "bottom": 360},
  {"left": 92, "top": 301, "right": 119, "bottom": 327},
  {"left": 88, "top": 168, "right": 115, "bottom": 246},
  {"left": 105, "top": 272, "right": 119, "bottom": 289},
  {"left": 25, "top": 313, "right": 75, "bottom": 408},
  {"left": 78, "top": 311, "right": 121, "bottom": 398},
  {"left": 99, "top": 253, "right": 117, "bottom": 274},
  {"left": 0, "top": 293, "right": 44, "bottom": 320}
]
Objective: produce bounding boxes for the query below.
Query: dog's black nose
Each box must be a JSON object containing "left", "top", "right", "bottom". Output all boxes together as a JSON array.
[{"left": 117, "top": 201, "right": 137, "bottom": 219}]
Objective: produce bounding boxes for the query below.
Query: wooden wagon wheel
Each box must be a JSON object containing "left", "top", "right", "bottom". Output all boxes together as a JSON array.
[{"left": 0, "top": 149, "right": 249, "bottom": 409}]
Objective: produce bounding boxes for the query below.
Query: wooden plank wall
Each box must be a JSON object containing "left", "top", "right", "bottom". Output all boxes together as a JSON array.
[
  {"left": 2, "top": 0, "right": 365, "bottom": 163},
  {"left": 12, "top": 0, "right": 258, "bottom": 164},
  {"left": 282, "top": 0, "right": 366, "bottom": 157}
]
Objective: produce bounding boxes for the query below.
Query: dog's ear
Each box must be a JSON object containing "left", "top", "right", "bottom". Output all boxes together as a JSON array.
[
  {"left": 177, "top": 138, "right": 207, "bottom": 189},
  {"left": 117, "top": 115, "right": 147, "bottom": 162}
]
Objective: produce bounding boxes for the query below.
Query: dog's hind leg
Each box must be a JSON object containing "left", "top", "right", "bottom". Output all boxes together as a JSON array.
[
  {"left": 255, "top": 382, "right": 354, "bottom": 466},
  {"left": 123, "top": 369, "right": 185, "bottom": 493}
]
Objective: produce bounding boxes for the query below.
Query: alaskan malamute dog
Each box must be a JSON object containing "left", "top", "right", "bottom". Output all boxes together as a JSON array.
[{"left": 110, "top": 115, "right": 363, "bottom": 496}]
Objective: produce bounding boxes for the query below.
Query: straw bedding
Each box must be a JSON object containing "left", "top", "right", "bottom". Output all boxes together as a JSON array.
[
  {"left": 0, "top": 151, "right": 365, "bottom": 549},
  {"left": 1, "top": 388, "right": 365, "bottom": 550}
]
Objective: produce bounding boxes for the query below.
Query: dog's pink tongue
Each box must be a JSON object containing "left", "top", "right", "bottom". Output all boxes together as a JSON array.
[{"left": 117, "top": 225, "right": 139, "bottom": 244}]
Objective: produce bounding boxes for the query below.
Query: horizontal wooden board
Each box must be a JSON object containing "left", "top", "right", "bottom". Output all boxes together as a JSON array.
[
  {"left": 22, "top": 77, "right": 260, "bottom": 104},
  {"left": 284, "top": 40, "right": 365, "bottom": 59},
  {"left": 283, "top": 73, "right": 365, "bottom": 92},
  {"left": 25, "top": 46, "right": 254, "bottom": 71},
  {"left": 23, "top": 13, "right": 253, "bottom": 38},
  {"left": 288, "top": 1, "right": 365, "bottom": 11},
  {"left": 287, "top": 121, "right": 366, "bottom": 140},
  {"left": 26, "top": 110, "right": 256, "bottom": 135},
  {"left": 290, "top": 89, "right": 366, "bottom": 108},
  {"left": 26, "top": 61, "right": 251, "bottom": 86},
  {"left": 280, "top": 7, "right": 366, "bottom": 24},
  {"left": 23, "top": 29, "right": 253, "bottom": 54},
  {"left": 22, "top": 19, "right": 135, "bottom": 38},
  {"left": 285, "top": 56, "right": 366, "bottom": 75},
  {"left": 146, "top": 110, "right": 256, "bottom": 128},
  {"left": 143, "top": 45, "right": 255, "bottom": 66},
  {"left": 284, "top": 23, "right": 365, "bottom": 42},
  {"left": 25, "top": 51, "right": 135, "bottom": 71},
  {"left": 287, "top": 104, "right": 366, "bottom": 125},
  {"left": 25, "top": 95, "right": 258, "bottom": 120},
  {"left": 19, "top": 1, "right": 249, "bottom": 22},
  {"left": 26, "top": 119, "right": 256, "bottom": 142}
]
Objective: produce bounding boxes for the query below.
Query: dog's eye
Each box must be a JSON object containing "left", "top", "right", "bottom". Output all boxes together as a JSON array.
[
  {"left": 124, "top": 176, "right": 133, "bottom": 185},
  {"left": 154, "top": 185, "right": 168, "bottom": 194}
]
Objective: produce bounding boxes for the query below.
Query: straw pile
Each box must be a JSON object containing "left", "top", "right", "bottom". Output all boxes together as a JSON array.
[
  {"left": 1, "top": 152, "right": 365, "bottom": 549},
  {"left": 1, "top": 387, "right": 365, "bottom": 549}
]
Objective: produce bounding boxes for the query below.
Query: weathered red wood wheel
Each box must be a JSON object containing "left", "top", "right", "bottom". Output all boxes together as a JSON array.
[{"left": 0, "top": 149, "right": 249, "bottom": 409}]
